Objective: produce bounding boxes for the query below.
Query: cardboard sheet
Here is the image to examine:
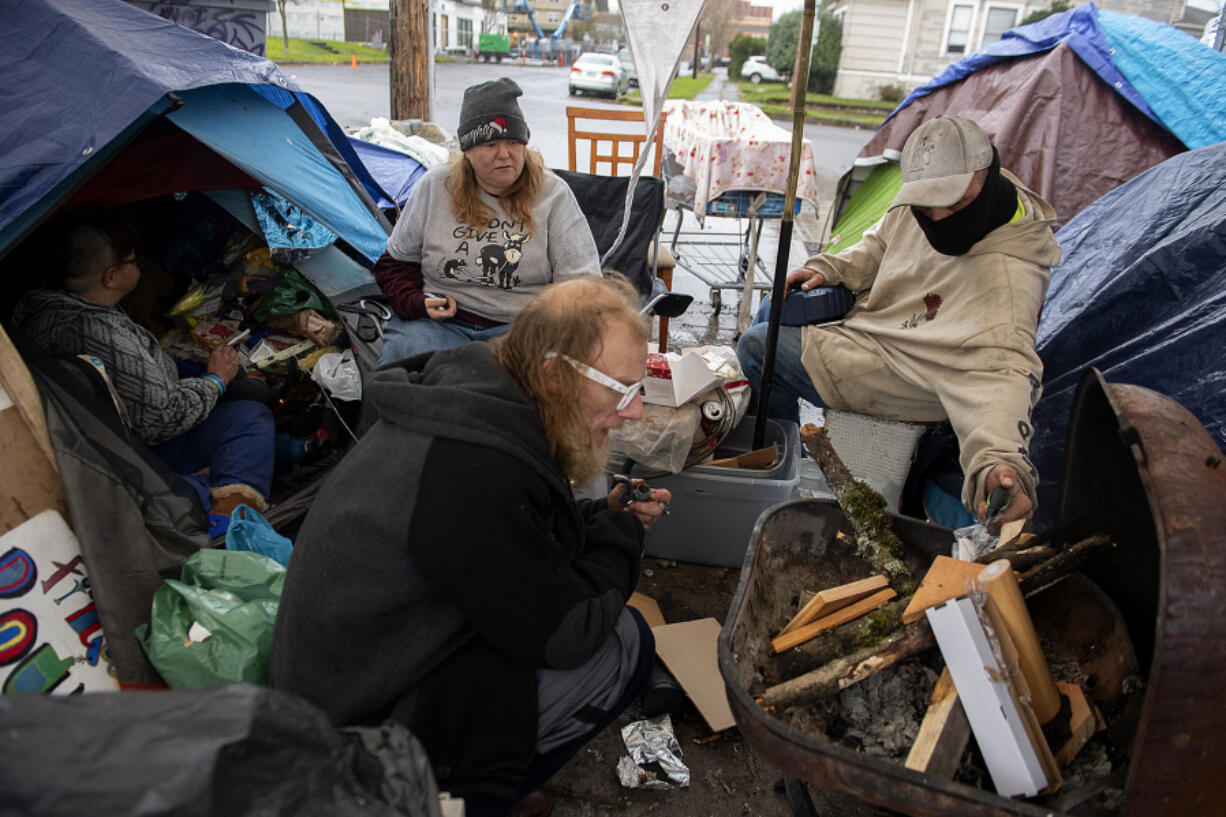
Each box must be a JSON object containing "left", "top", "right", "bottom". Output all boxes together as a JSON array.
[
  {"left": 651, "top": 618, "right": 735, "bottom": 732},
  {"left": 628, "top": 592, "right": 665, "bottom": 629}
]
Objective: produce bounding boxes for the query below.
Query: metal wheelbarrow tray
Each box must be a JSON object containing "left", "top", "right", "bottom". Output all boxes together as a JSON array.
[{"left": 717, "top": 370, "right": 1226, "bottom": 816}]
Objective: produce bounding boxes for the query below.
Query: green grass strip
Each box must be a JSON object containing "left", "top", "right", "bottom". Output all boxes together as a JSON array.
[
  {"left": 737, "top": 82, "right": 897, "bottom": 110},
  {"left": 756, "top": 103, "right": 886, "bottom": 127},
  {"left": 265, "top": 37, "right": 390, "bottom": 64},
  {"left": 625, "top": 72, "right": 716, "bottom": 104}
]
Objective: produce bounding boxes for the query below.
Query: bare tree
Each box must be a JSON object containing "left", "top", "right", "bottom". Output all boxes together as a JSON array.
[
  {"left": 482, "top": 0, "right": 504, "bottom": 34},
  {"left": 699, "top": 0, "right": 740, "bottom": 59},
  {"left": 276, "top": 0, "right": 293, "bottom": 55}
]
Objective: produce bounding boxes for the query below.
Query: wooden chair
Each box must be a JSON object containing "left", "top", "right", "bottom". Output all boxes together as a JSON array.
[
  {"left": 565, "top": 106, "right": 676, "bottom": 352},
  {"left": 566, "top": 106, "right": 664, "bottom": 177}
]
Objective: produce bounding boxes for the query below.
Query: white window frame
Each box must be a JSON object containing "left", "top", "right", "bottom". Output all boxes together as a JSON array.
[
  {"left": 457, "top": 16, "right": 473, "bottom": 48},
  {"left": 979, "top": 3, "right": 1021, "bottom": 47},
  {"left": 942, "top": 2, "right": 977, "bottom": 55}
]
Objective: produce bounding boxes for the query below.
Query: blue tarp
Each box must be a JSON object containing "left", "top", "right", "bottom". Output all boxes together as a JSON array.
[
  {"left": 887, "top": 3, "right": 1226, "bottom": 151},
  {"left": 347, "top": 139, "right": 428, "bottom": 209},
  {"left": 1, "top": 0, "right": 389, "bottom": 261},
  {"left": 1029, "top": 141, "right": 1226, "bottom": 518},
  {"left": 166, "top": 85, "right": 387, "bottom": 260}
]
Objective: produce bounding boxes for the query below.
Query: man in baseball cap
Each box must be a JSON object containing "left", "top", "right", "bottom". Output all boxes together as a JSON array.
[{"left": 738, "top": 115, "right": 1061, "bottom": 531}]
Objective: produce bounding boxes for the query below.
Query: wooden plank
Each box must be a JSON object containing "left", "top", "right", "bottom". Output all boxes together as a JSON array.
[
  {"left": 0, "top": 393, "right": 70, "bottom": 537},
  {"left": 975, "top": 559, "right": 1061, "bottom": 724},
  {"left": 905, "top": 668, "right": 971, "bottom": 778},
  {"left": 1052, "top": 681, "right": 1098, "bottom": 767},
  {"left": 771, "top": 587, "right": 897, "bottom": 653},
  {"left": 706, "top": 445, "right": 780, "bottom": 470},
  {"left": 0, "top": 323, "right": 56, "bottom": 469},
  {"left": 998, "top": 518, "right": 1027, "bottom": 547},
  {"left": 901, "top": 555, "right": 987, "bottom": 624},
  {"left": 778, "top": 574, "right": 888, "bottom": 636}
]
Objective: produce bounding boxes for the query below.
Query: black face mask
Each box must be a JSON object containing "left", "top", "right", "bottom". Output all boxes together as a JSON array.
[{"left": 911, "top": 149, "right": 1017, "bottom": 256}]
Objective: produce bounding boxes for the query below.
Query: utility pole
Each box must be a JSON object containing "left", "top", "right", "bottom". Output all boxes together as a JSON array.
[{"left": 390, "top": 0, "right": 431, "bottom": 120}]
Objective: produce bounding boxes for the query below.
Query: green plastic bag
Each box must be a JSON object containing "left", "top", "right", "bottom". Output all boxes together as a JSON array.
[
  {"left": 137, "top": 549, "right": 286, "bottom": 689},
  {"left": 252, "top": 268, "right": 334, "bottom": 322}
]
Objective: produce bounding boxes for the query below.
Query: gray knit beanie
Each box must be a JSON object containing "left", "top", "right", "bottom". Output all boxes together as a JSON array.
[{"left": 457, "top": 77, "right": 531, "bottom": 151}]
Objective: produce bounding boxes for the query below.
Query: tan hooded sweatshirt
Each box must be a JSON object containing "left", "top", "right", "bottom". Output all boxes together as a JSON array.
[{"left": 799, "top": 172, "right": 1061, "bottom": 513}]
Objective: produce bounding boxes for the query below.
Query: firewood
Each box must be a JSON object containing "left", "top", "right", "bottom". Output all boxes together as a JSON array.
[
  {"left": 1018, "top": 535, "right": 1114, "bottom": 591},
  {"left": 771, "top": 588, "right": 897, "bottom": 653},
  {"left": 767, "top": 597, "right": 911, "bottom": 686},
  {"left": 778, "top": 575, "right": 889, "bottom": 636},
  {"left": 760, "top": 623, "right": 936, "bottom": 710},
  {"left": 901, "top": 556, "right": 987, "bottom": 624},
  {"left": 762, "top": 535, "right": 1116, "bottom": 708},
  {"left": 800, "top": 424, "right": 916, "bottom": 594},
  {"left": 998, "top": 544, "right": 1057, "bottom": 573},
  {"left": 905, "top": 668, "right": 971, "bottom": 778}
]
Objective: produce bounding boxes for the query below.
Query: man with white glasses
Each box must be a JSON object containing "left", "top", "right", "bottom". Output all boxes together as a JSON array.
[{"left": 272, "top": 274, "right": 669, "bottom": 817}]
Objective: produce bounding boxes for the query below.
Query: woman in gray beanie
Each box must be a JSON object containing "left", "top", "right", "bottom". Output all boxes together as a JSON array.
[{"left": 373, "top": 77, "right": 601, "bottom": 364}]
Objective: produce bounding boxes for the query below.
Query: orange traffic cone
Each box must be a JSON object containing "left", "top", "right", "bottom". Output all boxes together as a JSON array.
[{"left": 350, "top": 54, "right": 358, "bottom": 69}]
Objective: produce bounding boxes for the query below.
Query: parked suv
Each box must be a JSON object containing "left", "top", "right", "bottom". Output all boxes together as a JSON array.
[{"left": 742, "top": 55, "right": 783, "bottom": 84}]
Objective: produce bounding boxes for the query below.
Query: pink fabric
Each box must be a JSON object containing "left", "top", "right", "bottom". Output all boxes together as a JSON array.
[{"left": 662, "top": 100, "right": 820, "bottom": 216}]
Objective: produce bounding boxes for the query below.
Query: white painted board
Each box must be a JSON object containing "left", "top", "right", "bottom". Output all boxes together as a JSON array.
[{"left": 926, "top": 597, "right": 1048, "bottom": 798}]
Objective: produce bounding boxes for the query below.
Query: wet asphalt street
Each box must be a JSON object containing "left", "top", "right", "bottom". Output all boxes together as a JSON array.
[{"left": 283, "top": 61, "right": 874, "bottom": 351}]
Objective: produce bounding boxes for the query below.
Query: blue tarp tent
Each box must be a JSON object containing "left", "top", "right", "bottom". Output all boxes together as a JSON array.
[
  {"left": 888, "top": 4, "right": 1226, "bottom": 151},
  {"left": 1028, "top": 141, "right": 1226, "bottom": 521},
  {"left": 840, "top": 3, "right": 1226, "bottom": 233},
  {"left": 0, "top": 0, "right": 392, "bottom": 268}
]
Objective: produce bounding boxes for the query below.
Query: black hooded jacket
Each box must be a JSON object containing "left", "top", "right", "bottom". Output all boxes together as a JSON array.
[{"left": 270, "top": 343, "right": 643, "bottom": 798}]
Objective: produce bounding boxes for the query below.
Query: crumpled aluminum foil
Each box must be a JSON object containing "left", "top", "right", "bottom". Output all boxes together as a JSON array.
[{"left": 616, "top": 714, "right": 690, "bottom": 789}]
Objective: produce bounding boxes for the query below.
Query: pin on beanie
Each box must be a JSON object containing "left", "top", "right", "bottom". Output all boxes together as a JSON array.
[{"left": 457, "top": 77, "right": 531, "bottom": 151}]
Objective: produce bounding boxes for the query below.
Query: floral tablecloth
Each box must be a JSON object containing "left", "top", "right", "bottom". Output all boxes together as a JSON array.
[{"left": 662, "top": 100, "right": 821, "bottom": 217}]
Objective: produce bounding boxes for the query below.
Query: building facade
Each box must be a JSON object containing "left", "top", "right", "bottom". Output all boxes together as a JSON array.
[
  {"left": 730, "top": 0, "right": 773, "bottom": 42},
  {"left": 266, "top": 0, "right": 488, "bottom": 54},
  {"left": 831, "top": 0, "right": 1215, "bottom": 100}
]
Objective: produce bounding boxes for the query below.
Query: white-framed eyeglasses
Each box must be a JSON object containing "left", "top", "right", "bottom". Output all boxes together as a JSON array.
[{"left": 545, "top": 352, "right": 643, "bottom": 411}]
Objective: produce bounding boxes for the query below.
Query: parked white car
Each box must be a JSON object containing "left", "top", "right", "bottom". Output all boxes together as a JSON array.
[
  {"left": 568, "top": 52, "right": 629, "bottom": 99},
  {"left": 742, "top": 55, "right": 784, "bottom": 84}
]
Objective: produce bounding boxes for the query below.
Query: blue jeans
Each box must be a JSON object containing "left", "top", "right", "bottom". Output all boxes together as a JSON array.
[
  {"left": 153, "top": 400, "right": 275, "bottom": 511},
  {"left": 378, "top": 315, "right": 511, "bottom": 366},
  {"left": 736, "top": 298, "right": 826, "bottom": 426}
]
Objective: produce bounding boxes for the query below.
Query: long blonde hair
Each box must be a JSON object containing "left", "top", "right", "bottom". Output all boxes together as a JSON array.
[
  {"left": 494, "top": 274, "right": 648, "bottom": 481},
  {"left": 445, "top": 148, "right": 546, "bottom": 234}
]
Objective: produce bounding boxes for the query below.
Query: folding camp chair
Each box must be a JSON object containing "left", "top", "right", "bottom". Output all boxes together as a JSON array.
[{"left": 564, "top": 106, "right": 677, "bottom": 352}]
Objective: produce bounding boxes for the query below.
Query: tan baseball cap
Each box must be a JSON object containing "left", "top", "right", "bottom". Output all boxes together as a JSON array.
[{"left": 890, "top": 115, "right": 994, "bottom": 209}]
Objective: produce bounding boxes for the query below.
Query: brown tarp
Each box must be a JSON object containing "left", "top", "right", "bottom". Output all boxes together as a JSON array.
[{"left": 857, "top": 43, "right": 1185, "bottom": 228}]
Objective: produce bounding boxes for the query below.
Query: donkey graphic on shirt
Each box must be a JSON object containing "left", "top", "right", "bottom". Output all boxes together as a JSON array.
[{"left": 440, "top": 223, "right": 530, "bottom": 290}]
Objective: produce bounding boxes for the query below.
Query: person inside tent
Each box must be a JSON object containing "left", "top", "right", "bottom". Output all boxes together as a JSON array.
[{"left": 11, "top": 214, "right": 274, "bottom": 530}]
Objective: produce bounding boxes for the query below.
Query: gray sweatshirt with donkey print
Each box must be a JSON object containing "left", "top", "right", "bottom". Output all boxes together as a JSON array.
[{"left": 382, "top": 164, "right": 601, "bottom": 324}]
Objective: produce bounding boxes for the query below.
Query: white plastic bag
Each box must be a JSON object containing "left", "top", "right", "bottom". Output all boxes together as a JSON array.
[
  {"left": 310, "top": 349, "right": 362, "bottom": 401},
  {"left": 610, "top": 402, "right": 701, "bottom": 473}
]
